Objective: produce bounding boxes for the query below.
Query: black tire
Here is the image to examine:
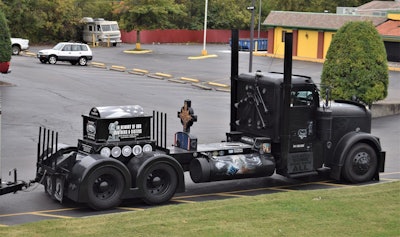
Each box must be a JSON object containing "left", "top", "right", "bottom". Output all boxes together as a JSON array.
[
  {"left": 40, "top": 59, "right": 47, "bottom": 64},
  {"left": 342, "top": 143, "right": 377, "bottom": 183},
  {"left": 140, "top": 162, "right": 178, "bottom": 205},
  {"left": 70, "top": 61, "right": 77, "bottom": 65},
  {"left": 48, "top": 55, "right": 57, "bottom": 64},
  {"left": 86, "top": 167, "right": 125, "bottom": 210},
  {"left": 78, "top": 57, "right": 87, "bottom": 66},
  {"left": 12, "top": 45, "right": 21, "bottom": 55}
]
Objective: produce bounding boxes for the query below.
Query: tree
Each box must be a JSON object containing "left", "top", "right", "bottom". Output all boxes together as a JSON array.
[
  {"left": 321, "top": 21, "right": 388, "bottom": 107},
  {"left": 114, "top": 0, "right": 187, "bottom": 49},
  {"left": 0, "top": 10, "right": 11, "bottom": 62}
]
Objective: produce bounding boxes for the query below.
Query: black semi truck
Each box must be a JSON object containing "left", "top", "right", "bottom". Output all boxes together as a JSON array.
[{"left": 34, "top": 31, "right": 385, "bottom": 210}]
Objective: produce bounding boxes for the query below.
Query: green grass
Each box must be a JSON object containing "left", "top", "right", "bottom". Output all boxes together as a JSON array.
[{"left": 1, "top": 181, "right": 399, "bottom": 237}]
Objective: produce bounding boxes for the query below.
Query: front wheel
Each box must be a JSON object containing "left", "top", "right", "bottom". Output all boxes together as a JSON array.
[
  {"left": 78, "top": 57, "right": 87, "bottom": 66},
  {"left": 140, "top": 162, "right": 178, "bottom": 205},
  {"left": 342, "top": 143, "right": 377, "bottom": 183},
  {"left": 12, "top": 45, "right": 21, "bottom": 55},
  {"left": 48, "top": 55, "right": 57, "bottom": 64},
  {"left": 86, "top": 167, "right": 125, "bottom": 210}
]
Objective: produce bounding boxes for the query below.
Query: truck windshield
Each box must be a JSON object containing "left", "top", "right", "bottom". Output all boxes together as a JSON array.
[{"left": 101, "top": 24, "right": 119, "bottom": 31}]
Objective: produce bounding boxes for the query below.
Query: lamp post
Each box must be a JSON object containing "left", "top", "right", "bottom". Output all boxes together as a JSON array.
[
  {"left": 202, "top": 0, "right": 208, "bottom": 56},
  {"left": 248, "top": 0, "right": 256, "bottom": 72}
]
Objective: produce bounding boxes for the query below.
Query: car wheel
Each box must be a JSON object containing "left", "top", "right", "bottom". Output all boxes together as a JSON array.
[
  {"left": 48, "top": 55, "right": 57, "bottom": 64},
  {"left": 12, "top": 45, "right": 21, "bottom": 55},
  {"left": 78, "top": 57, "right": 87, "bottom": 66}
]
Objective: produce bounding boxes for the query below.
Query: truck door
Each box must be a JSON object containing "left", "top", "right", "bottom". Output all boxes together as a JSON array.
[{"left": 286, "top": 85, "right": 319, "bottom": 175}]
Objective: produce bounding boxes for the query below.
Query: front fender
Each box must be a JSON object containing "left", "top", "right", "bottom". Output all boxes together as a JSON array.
[
  {"left": 67, "top": 154, "right": 132, "bottom": 203},
  {"left": 330, "top": 131, "right": 384, "bottom": 180}
]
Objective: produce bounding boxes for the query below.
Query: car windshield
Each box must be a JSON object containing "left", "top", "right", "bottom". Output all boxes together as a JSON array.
[{"left": 52, "top": 43, "right": 65, "bottom": 50}]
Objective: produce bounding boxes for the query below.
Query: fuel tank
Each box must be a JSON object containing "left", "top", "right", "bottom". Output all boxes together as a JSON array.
[{"left": 189, "top": 153, "right": 275, "bottom": 183}]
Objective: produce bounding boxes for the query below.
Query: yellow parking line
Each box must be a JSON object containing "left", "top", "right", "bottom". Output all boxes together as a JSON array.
[
  {"left": 117, "top": 207, "right": 145, "bottom": 211},
  {"left": 0, "top": 208, "right": 79, "bottom": 218},
  {"left": 217, "top": 193, "right": 247, "bottom": 198},
  {"left": 172, "top": 200, "right": 197, "bottom": 204},
  {"left": 31, "top": 212, "right": 72, "bottom": 219},
  {"left": 314, "top": 182, "right": 352, "bottom": 188}
]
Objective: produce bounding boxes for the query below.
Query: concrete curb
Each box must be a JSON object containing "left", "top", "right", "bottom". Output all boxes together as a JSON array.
[{"left": 371, "top": 103, "right": 400, "bottom": 118}]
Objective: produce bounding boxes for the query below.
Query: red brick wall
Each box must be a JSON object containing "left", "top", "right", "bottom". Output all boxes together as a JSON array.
[{"left": 121, "top": 29, "right": 268, "bottom": 44}]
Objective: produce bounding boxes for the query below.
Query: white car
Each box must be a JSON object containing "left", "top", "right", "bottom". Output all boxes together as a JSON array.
[
  {"left": 11, "top": 37, "right": 30, "bottom": 55},
  {"left": 37, "top": 42, "right": 93, "bottom": 66}
]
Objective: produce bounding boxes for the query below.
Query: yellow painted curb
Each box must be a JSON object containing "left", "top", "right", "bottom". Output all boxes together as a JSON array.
[
  {"left": 123, "top": 49, "right": 153, "bottom": 54},
  {"left": 208, "top": 82, "right": 229, "bottom": 88},
  {"left": 389, "top": 66, "right": 400, "bottom": 72},
  {"left": 188, "top": 54, "right": 218, "bottom": 60},
  {"left": 90, "top": 62, "right": 107, "bottom": 68},
  {"left": 25, "top": 52, "right": 36, "bottom": 57},
  {"left": 155, "top": 72, "right": 173, "bottom": 78},
  {"left": 132, "top": 68, "right": 149, "bottom": 74},
  {"left": 110, "top": 65, "right": 126, "bottom": 72},
  {"left": 180, "top": 77, "right": 200, "bottom": 83}
]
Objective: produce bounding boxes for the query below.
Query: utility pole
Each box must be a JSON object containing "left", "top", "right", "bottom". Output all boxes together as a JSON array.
[{"left": 248, "top": 0, "right": 256, "bottom": 72}]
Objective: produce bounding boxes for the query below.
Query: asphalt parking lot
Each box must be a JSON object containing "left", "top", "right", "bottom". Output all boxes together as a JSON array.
[{"left": 0, "top": 44, "right": 399, "bottom": 226}]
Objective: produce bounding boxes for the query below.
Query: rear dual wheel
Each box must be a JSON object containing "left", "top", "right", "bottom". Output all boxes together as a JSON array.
[
  {"left": 140, "top": 162, "right": 178, "bottom": 205},
  {"left": 86, "top": 167, "right": 125, "bottom": 210}
]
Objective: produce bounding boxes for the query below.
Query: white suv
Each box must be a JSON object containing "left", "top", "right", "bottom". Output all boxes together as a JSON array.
[{"left": 37, "top": 42, "right": 93, "bottom": 66}]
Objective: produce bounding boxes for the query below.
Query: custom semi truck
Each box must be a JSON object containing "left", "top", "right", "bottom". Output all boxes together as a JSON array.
[{"left": 34, "top": 31, "right": 385, "bottom": 210}]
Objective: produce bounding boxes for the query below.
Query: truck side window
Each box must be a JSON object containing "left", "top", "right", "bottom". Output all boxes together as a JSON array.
[
  {"left": 291, "top": 90, "right": 314, "bottom": 107},
  {"left": 88, "top": 25, "right": 93, "bottom": 32}
]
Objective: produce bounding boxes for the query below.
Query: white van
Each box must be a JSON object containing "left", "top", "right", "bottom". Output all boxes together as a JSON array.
[{"left": 81, "top": 17, "right": 121, "bottom": 46}]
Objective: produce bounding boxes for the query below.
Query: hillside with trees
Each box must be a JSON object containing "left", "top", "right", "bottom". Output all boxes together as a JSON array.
[{"left": 0, "top": 0, "right": 374, "bottom": 43}]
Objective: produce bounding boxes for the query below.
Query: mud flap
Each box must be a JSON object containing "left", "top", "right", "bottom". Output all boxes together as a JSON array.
[{"left": 45, "top": 175, "right": 65, "bottom": 203}]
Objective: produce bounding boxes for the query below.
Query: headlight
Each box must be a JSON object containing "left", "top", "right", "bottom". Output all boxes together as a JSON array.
[
  {"left": 100, "top": 147, "right": 111, "bottom": 157},
  {"left": 111, "top": 146, "right": 122, "bottom": 158},
  {"left": 132, "top": 145, "right": 142, "bottom": 156}
]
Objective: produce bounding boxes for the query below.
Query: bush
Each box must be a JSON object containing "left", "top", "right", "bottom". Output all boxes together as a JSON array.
[
  {"left": 321, "top": 21, "right": 388, "bottom": 107},
  {"left": 0, "top": 10, "right": 11, "bottom": 62}
]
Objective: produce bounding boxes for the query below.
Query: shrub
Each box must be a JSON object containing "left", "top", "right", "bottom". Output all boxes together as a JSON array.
[
  {"left": 0, "top": 10, "right": 12, "bottom": 62},
  {"left": 321, "top": 21, "right": 388, "bottom": 107}
]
